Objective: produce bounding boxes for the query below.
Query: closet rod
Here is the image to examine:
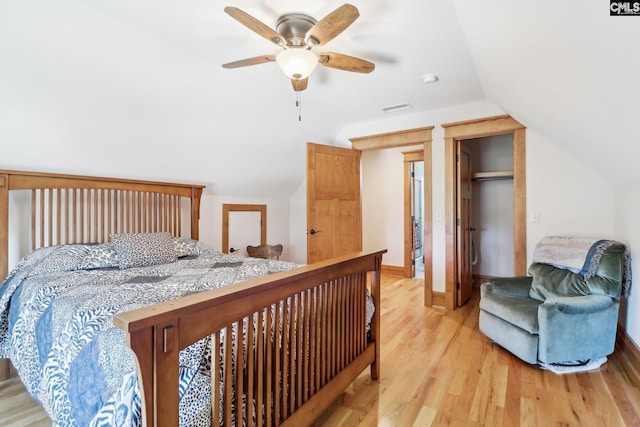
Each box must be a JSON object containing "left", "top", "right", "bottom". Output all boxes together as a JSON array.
[{"left": 471, "top": 170, "right": 514, "bottom": 181}]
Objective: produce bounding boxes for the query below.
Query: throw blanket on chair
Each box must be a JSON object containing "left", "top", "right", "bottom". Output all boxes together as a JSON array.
[{"left": 532, "top": 236, "right": 632, "bottom": 297}]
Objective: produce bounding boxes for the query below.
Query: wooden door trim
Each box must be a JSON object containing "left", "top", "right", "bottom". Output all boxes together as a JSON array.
[
  {"left": 349, "top": 129, "right": 433, "bottom": 307},
  {"left": 350, "top": 126, "right": 435, "bottom": 150},
  {"left": 222, "top": 204, "right": 266, "bottom": 253},
  {"left": 443, "top": 115, "right": 526, "bottom": 310}
]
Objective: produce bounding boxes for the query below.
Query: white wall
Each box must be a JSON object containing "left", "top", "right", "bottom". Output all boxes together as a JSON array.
[
  {"left": 361, "top": 147, "right": 421, "bottom": 267},
  {"left": 524, "top": 128, "right": 615, "bottom": 260},
  {"left": 612, "top": 183, "right": 640, "bottom": 347}
]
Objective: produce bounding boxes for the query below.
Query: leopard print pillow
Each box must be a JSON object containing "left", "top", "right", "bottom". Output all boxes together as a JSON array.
[{"left": 111, "top": 232, "right": 177, "bottom": 269}]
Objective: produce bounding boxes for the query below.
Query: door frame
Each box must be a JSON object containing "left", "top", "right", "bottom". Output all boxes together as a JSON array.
[
  {"left": 442, "top": 114, "right": 526, "bottom": 310},
  {"left": 350, "top": 126, "right": 433, "bottom": 306},
  {"left": 222, "top": 204, "right": 266, "bottom": 253}
]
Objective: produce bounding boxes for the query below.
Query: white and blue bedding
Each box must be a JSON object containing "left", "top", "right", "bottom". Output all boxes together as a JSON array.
[{"left": 0, "top": 237, "right": 302, "bottom": 426}]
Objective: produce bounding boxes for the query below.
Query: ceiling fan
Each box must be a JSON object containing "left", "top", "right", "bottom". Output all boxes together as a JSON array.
[{"left": 222, "top": 3, "right": 375, "bottom": 92}]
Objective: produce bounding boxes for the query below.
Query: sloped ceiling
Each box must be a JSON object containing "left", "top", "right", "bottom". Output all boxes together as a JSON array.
[
  {"left": 452, "top": 0, "right": 640, "bottom": 185},
  {"left": 2, "top": 1, "right": 637, "bottom": 196}
]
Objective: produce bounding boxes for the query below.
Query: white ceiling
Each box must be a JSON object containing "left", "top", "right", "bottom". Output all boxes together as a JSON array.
[{"left": 1, "top": 0, "right": 638, "bottom": 196}]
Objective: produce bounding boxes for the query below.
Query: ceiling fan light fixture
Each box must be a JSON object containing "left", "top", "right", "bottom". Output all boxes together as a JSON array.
[{"left": 276, "top": 48, "right": 318, "bottom": 80}]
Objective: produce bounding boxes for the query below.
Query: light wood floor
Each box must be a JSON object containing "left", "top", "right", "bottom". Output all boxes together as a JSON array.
[{"left": 2, "top": 275, "right": 640, "bottom": 426}]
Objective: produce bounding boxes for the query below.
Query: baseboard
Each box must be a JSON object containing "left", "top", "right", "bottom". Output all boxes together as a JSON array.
[
  {"left": 472, "top": 274, "right": 494, "bottom": 288},
  {"left": 432, "top": 291, "right": 446, "bottom": 308},
  {"left": 616, "top": 324, "right": 640, "bottom": 387},
  {"left": 381, "top": 265, "right": 406, "bottom": 277}
]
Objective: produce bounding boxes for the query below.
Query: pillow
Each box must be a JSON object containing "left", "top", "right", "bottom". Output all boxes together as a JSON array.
[
  {"left": 173, "top": 237, "right": 221, "bottom": 257},
  {"left": 77, "top": 243, "right": 119, "bottom": 269},
  {"left": 528, "top": 262, "right": 590, "bottom": 302},
  {"left": 191, "top": 240, "right": 221, "bottom": 256},
  {"left": 111, "top": 232, "right": 177, "bottom": 269},
  {"left": 173, "top": 237, "right": 197, "bottom": 257}
]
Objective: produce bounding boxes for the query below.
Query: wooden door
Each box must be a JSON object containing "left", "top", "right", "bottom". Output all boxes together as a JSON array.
[
  {"left": 307, "top": 143, "right": 362, "bottom": 264},
  {"left": 409, "top": 162, "right": 417, "bottom": 277},
  {"left": 456, "top": 143, "right": 473, "bottom": 305}
]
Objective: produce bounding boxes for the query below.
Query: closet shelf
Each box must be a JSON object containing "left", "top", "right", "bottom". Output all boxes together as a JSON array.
[{"left": 471, "top": 170, "right": 514, "bottom": 181}]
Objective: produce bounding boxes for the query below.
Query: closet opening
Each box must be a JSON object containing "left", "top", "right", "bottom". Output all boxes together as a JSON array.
[
  {"left": 443, "top": 115, "right": 526, "bottom": 310},
  {"left": 462, "top": 135, "right": 514, "bottom": 290}
]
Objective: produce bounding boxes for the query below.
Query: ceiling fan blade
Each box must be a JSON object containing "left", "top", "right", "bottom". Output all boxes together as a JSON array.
[
  {"left": 224, "top": 6, "right": 286, "bottom": 47},
  {"left": 318, "top": 52, "right": 375, "bottom": 73},
  {"left": 222, "top": 55, "right": 276, "bottom": 69},
  {"left": 305, "top": 4, "right": 359, "bottom": 47},
  {"left": 291, "top": 78, "right": 308, "bottom": 92}
]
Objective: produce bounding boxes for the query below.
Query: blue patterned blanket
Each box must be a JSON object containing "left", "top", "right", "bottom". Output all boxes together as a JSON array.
[{"left": 0, "top": 241, "right": 302, "bottom": 426}]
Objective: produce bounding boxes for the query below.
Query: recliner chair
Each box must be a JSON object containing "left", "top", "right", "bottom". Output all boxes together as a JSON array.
[{"left": 479, "top": 238, "right": 630, "bottom": 365}]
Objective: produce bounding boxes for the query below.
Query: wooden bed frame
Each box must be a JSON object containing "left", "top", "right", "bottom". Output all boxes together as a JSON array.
[{"left": 0, "top": 170, "right": 384, "bottom": 426}]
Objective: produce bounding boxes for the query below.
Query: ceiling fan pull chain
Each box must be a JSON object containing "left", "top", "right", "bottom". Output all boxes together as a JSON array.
[{"left": 297, "top": 92, "right": 302, "bottom": 121}]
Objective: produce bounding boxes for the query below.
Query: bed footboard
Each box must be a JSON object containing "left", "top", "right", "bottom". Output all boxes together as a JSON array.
[{"left": 114, "top": 250, "right": 384, "bottom": 427}]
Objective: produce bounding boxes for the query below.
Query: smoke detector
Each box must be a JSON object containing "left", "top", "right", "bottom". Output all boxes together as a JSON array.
[{"left": 422, "top": 73, "right": 439, "bottom": 84}]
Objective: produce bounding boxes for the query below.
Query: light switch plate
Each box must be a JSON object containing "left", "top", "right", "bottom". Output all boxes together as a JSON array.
[{"left": 530, "top": 210, "right": 540, "bottom": 223}]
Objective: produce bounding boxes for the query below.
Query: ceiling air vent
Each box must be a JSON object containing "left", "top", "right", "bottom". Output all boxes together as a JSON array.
[{"left": 381, "top": 103, "right": 411, "bottom": 113}]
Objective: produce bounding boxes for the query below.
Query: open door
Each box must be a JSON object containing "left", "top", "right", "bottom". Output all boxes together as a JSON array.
[
  {"left": 409, "top": 161, "right": 417, "bottom": 278},
  {"left": 456, "top": 143, "right": 473, "bottom": 305},
  {"left": 307, "top": 143, "right": 362, "bottom": 264}
]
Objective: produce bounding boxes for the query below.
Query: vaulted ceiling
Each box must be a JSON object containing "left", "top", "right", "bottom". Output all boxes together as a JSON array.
[{"left": 1, "top": 1, "right": 638, "bottom": 196}]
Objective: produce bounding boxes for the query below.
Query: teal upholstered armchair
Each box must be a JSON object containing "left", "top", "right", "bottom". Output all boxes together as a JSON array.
[{"left": 479, "top": 238, "right": 630, "bottom": 365}]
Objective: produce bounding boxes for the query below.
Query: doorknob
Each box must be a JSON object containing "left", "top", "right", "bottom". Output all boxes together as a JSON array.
[
  {"left": 308, "top": 229, "right": 322, "bottom": 235},
  {"left": 229, "top": 247, "right": 238, "bottom": 253}
]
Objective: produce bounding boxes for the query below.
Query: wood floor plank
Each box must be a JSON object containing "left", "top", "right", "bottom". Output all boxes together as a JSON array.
[{"left": 1, "top": 275, "right": 639, "bottom": 426}]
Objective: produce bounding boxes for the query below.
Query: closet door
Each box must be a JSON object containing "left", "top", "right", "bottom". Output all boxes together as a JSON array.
[{"left": 456, "top": 144, "right": 473, "bottom": 305}]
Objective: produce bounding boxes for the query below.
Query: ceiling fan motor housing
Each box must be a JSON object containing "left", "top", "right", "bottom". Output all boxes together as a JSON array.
[{"left": 276, "top": 14, "right": 317, "bottom": 47}]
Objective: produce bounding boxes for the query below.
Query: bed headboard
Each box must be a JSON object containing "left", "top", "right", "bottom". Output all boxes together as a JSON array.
[{"left": 0, "top": 170, "right": 205, "bottom": 280}]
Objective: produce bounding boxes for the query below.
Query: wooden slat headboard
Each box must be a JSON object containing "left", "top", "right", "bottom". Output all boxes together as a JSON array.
[{"left": 0, "top": 170, "right": 205, "bottom": 281}]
